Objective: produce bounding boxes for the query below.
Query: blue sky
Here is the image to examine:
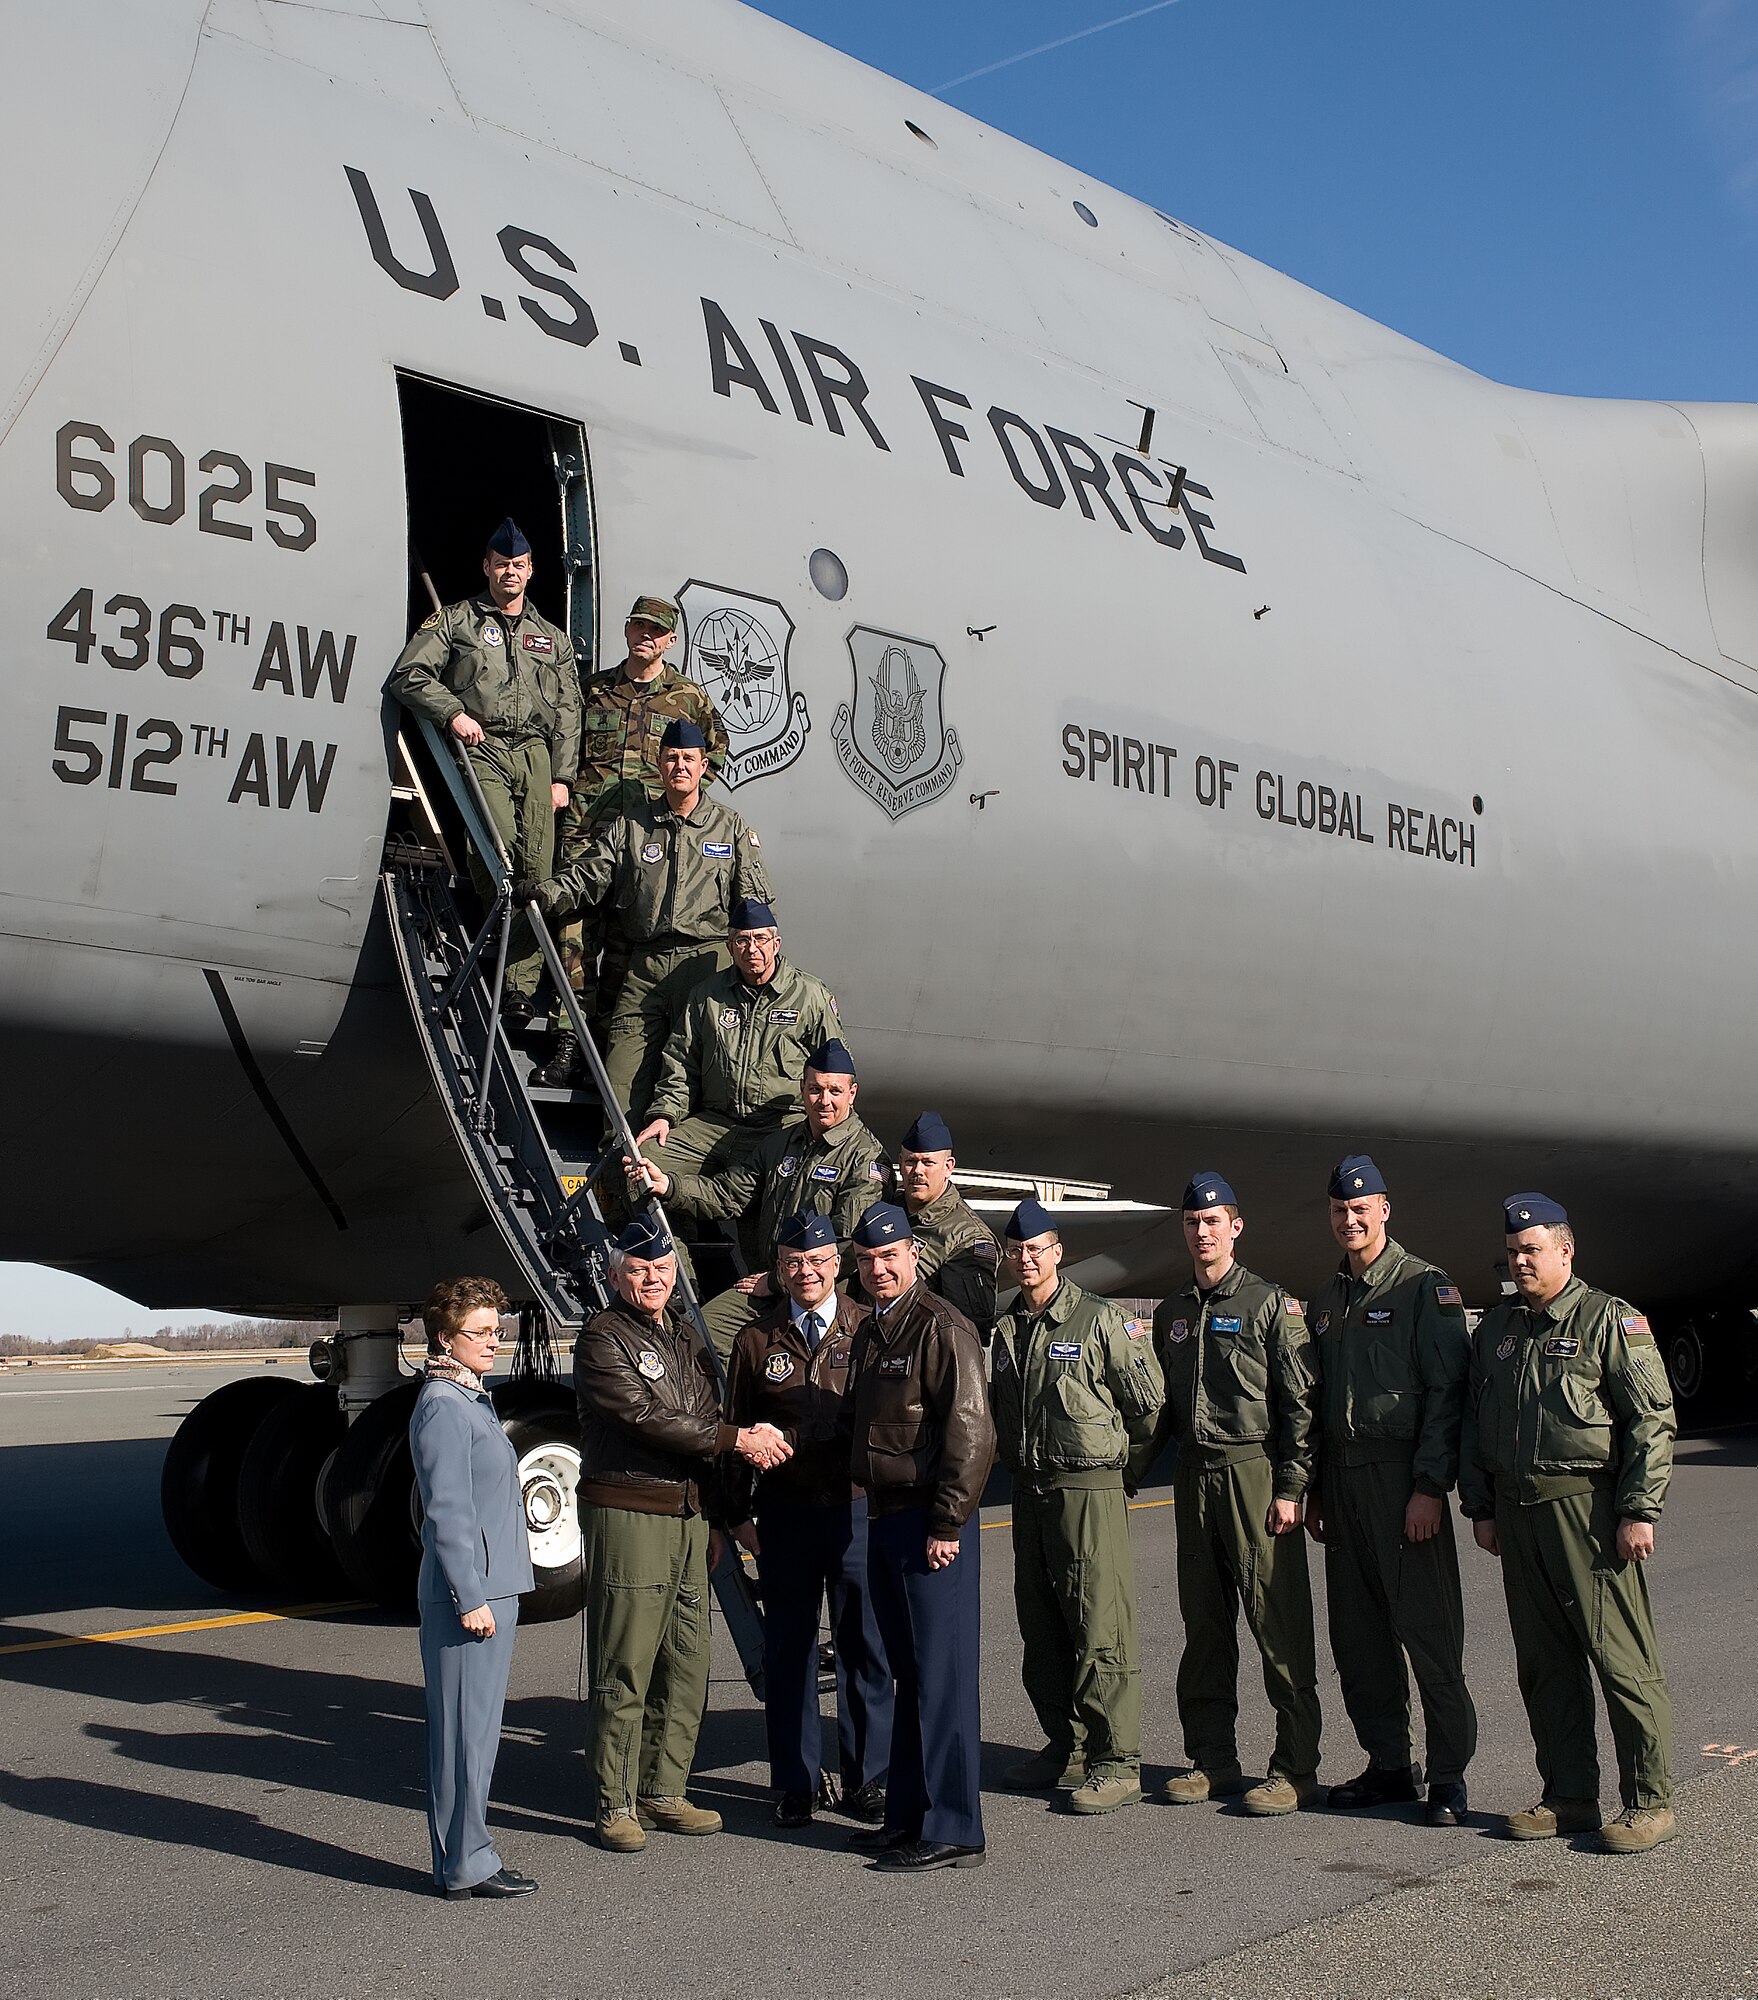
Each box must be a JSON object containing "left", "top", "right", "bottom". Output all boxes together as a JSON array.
[{"left": 750, "top": 0, "right": 1758, "bottom": 402}]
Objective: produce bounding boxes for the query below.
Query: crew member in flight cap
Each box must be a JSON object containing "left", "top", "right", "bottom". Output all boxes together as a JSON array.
[
  {"left": 1304, "top": 1154, "right": 1477, "bottom": 1827},
  {"left": 840, "top": 1201, "right": 994, "bottom": 1871},
  {"left": 725, "top": 1208, "right": 892, "bottom": 1830},
  {"left": 991, "top": 1196, "right": 1163, "bottom": 1814},
  {"left": 890, "top": 1113, "right": 1001, "bottom": 1337},
  {"left": 1146, "top": 1173, "right": 1321, "bottom": 1816},
  {"left": 572, "top": 1210, "right": 793, "bottom": 1852},
  {"left": 387, "top": 517, "right": 580, "bottom": 1019},
  {"left": 1460, "top": 1194, "right": 1677, "bottom": 1853},
  {"left": 539, "top": 594, "right": 729, "bottom": 1087}
]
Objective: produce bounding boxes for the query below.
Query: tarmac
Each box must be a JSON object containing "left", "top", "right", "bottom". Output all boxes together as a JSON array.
[{"left": 2, "top": 1360, "right": 1755, "bottom": 2000}]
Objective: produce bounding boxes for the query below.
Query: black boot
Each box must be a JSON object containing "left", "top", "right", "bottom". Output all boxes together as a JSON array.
[{"left": 531, "top": 1030, "right": 583, "bottom": 1089}]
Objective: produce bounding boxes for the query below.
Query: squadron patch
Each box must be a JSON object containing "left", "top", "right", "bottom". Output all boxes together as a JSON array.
[
  {"left": 1048, "top": 1341, "right": 1082, "bottom": 1360},
  {"left": 635, "top": 1348, "right": 665, "bottom": 1381},
  {"left": 764, "top": 1351, "right": 794, "bottom": 1383},
  {"left": 1365, "top": 1308, "right": 1395, "bottom": 1326},
  {"left": 1543, "top": 1335, "right": 1581, "bottom": 1358},
  {"left": 1167, "top": 1318, "right": 1191, "bottom": 1344},
  {"left": 1125, "top": 1319, "right": 1150, "bottom": 1340},
  {"left": 481, "top": 622, "right": 503, "bottom": 648},
  {"left": 521, "top": 632, "right": 554, "bottom": 654},
  {"left": 1434, "top": 1283, "right": 1464, "bottom": 1308},
  {"left": 641, "top": 842, "right": 664, "bottom": 862},
  {"left": 720, "top": 1008, "right": 740, "bottom": 1030},
  {"left": 419, "top": 610, "right": 441, "bottom": 630},
  {"left": 1316, "top": 1312, "right": 1331, "bottom": 1334},
  {"left": 1496, "top": 1334, "right": 1517, "bottom": 1360},
  {"left": 777, "top": 1156, "right": 797, "bottom": 1178},
  {"left": 702, "top": 841, "right": 733, "bottom": 858},
  {"left": 1621, "top": 1315, "right": 1655, "bottom": 1344}
]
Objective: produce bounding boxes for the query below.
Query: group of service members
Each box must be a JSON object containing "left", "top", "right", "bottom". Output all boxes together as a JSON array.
[{"left": 389, "top": 524, "right": 1679, "bottom": 1895}]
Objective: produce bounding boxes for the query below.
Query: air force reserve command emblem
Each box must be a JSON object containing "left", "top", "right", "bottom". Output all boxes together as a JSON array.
[
  {"left": 677, "top": 580, "right": 808, "bottom": 788},
  {"left": 832, "top": 626, "right": 963, "bottom": 819}
]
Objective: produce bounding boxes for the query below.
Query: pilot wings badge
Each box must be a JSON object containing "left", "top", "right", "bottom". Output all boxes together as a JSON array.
[
  {"left": 676, "top": 580, "right": 808, "bottom": 789},
  {"left": 832, "top": 627, "right": 963, "bottom": 820}
]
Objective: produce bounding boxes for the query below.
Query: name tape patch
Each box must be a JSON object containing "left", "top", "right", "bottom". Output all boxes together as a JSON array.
[
  {"left": 1211, "top": 1315, "right": 1242, "bottom": 1334},
  {"left": 702, "top": 840, "right": 733, "bottom": 858},
  {"left": 1365, "top": 1308, "right": 1395, "bottom": 1326},
  {"left": 879, "top": 1354, "right": 910, "bottom": 1376},
  {"left": 1047, "top": 1341, "right": 1082, "bottom": 1360},
  {"left": 810, "top": 1163, "right": 838, "bottom": 1182},
  {"left": 521, "top": 632, "right": 553, "bottom": 654},
  {"left": 1544, "top": 1335, "right": 1581, "bottom": 1358}
]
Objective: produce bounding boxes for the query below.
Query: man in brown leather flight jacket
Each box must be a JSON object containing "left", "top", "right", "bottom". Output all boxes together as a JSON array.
[
  {"left": 573, "top": 1212, "right": 790, "bottom": 1853},
  {"left": 839, "top": 1202, "right": 994, "bottom": 1874}
]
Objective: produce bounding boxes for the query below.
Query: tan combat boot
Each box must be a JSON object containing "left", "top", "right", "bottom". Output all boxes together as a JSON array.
[
  {"left": 596, "top": 1807, "right": 646, "bottom": 1854},
  {"left": 1005, "top": 1746, "right": 1084, "bottom": 1791},
  {"left": 1242, "top": 1774, "right": 1317, "bottom": 1817},
  {"left": 1067, "top": 1769, "right": 1142, "bottom": 1815},
  {"left": 636, "top": 1794, "right": 723, "bottom": 1835},
  {"left": 1597, "top": 1805, "right": 1676, "bottom": 1854},
  {"left": 1505, "top": 1798, "right": 1603, "bottom": 1840},
  {"left": 1160, "top": 1762, "right": 1245, "bottom": 1804}
]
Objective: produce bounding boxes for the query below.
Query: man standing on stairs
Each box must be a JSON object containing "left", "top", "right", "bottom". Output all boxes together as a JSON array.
[
  {"left": 386, "top": 518, "right": 580, "bottom": 1020},
  {"left": 1149, "top": 1172, "right": 1322, "bottom": 1819},
  {"left": 538, "top": 595, "right": 729, "bottom": 1088},
  {"left": 533, "top": 720, "right": 771, "bottom": 1116}
]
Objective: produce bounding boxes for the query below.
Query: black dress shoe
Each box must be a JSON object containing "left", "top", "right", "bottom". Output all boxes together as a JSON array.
[
  {"left": 839, "top": 1781, "right": 887, "bottom": 1824},
  {"left": 874, "top": 1839, "right": 986, "bottom": 1872},
  {"left": 1327, "top": 1764, "right": 1420, "bottom": 1810},
  {"left": 1426, "top": 1782, "right": 1468, "bottom": 1827},
  {"left": 773, "top": 1790, "right": 814, "bottom": 1829},
  {"left": 848, "top": 1824, "right": 917, "bottom": 1853},
  {"left": 443, "top": 1867, "right": 538, "bottom": 1900}
]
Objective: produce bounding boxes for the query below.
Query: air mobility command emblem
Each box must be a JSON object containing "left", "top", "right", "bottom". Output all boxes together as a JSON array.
[
  {"left": 1167, "top": 1318, "right": 1191, "bottom": 1343},
  {"left": 833, "top": 626, "right": 963, "bottom": 820},
  {"left": 677, "top": 580, "right": 807, "bottom": 788},
  {"left": 636, "top": 1348, "right": 665, "bottom": 1380},
  {"left": 764, "top": 1351, "right": 794, "bottom": 1383}
]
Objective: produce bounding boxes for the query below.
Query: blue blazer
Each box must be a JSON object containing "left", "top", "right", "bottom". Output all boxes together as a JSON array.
[{"left": 410, "top": 1377, "right": 536, "bottom": 1612}]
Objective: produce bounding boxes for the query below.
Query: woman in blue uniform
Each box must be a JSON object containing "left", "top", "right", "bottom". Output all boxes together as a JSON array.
[{"left": 410, "top": 1276, "right": 538, "bottom": 1900}]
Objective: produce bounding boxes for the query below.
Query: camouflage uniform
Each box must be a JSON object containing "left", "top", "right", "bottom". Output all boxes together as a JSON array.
[
  {"left": 556, "top": 663, "right": 728, "bottom": 1004},
  {"left": 387, "top": 595, "right": 580, "bottom": 1000}
]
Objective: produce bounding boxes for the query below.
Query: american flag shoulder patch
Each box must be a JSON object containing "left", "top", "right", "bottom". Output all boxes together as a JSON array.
[
  {"left": 1434, "top": 1284, "right": 1463, "bottom": 1308},
  {"left": 1283, "top": 1296, "right": 1305, "bottom": 1316},
  {"left": 1125, "top": 1319, "right": 1150, "bottom": 1341},
  {"left": 1622, "top": 1314, "right": 1654, "bottom": 1342}
]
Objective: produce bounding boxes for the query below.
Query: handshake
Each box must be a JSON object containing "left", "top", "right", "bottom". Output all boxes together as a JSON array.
[{"left": 734, "top": 1421, "right": 793, "bottom": 1471}]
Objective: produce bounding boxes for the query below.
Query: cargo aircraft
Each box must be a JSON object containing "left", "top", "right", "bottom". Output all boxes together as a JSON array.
[{"left": 4, "top": 0, "right": 1754, "bottom": 1614}]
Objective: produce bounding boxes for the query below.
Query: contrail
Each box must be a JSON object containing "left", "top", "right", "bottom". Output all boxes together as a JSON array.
[{"left": 930, "top": 0, "right": 1186, "bottom": 96}]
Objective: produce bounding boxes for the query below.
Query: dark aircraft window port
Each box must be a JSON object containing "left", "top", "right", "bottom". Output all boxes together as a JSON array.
[
  {"left": 1073, "top": 200, "right": 1098, "bottom": 227},
  {"left": 905, "top": 119, "right": 937, "bottom": 148},
  {"left": 1473, "top": 795, "right": 1484, "bottom": 815},
  {"left": 809, "top": 547, "right": 849, "bottom": 601},
  {"left": 395, "top": 372, "right": 597, "bottom": 672}
]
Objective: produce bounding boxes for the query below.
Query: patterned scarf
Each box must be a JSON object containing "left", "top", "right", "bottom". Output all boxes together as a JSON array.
[{"left": 425, "top": 1352, "right": 485, "bottom": 1395}]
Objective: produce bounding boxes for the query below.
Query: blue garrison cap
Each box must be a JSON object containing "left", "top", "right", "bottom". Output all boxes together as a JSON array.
[
  {"left": 1328, "top": 1153, "right": 1388, "bottom": 1199},
  {"left": 729, "top": 897, "right": 777, "bottom": 932},
  {"left": 614, "top": 1212, "right": 673, "bottom": 1259},
  {"left": 659, "top": 718, "right": 709, "bottom": 752},
  {"left": 776, "top": 1210, "right": 838, "bottom": 1252},
  {"left": 805, "top": 1037, "right": 856, "bottom": 1076},
  {"left": 1182, "top": 1170, "right": 1238, "bottom": 1212},
  {"left": 901, "top": 1111, "right": 954, "bottom": 1154},
  {"left": 485, "top": 516, "right": 531, "bottom": 558},
  {"left": 1005, "top": 1196, "right": 1058, "bottom": 1241},
  {"left": 1504, "top": 1191, "right": 1568, "bottom": 1232},
  {"left": 851, "top": 1202, "right": 913, "bottom": 1248}
]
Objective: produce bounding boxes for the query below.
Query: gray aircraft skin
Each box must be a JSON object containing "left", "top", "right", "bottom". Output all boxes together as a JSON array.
[{"left": 3, "top": 0, "right": 1755, "bottom": 1314}]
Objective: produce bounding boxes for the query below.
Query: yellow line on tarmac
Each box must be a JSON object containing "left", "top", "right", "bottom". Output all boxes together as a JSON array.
[
  {"left": 0, "top": 1602, "right": 366, "bottom": 1658},
  {"left": 981, "top": 1495, "right": 1174, "bottom": 1532}
]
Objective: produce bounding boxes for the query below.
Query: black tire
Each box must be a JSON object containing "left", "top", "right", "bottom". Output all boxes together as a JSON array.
[
  {"left": 321, "top": 1379, "right": 423, "bottom": 1606},
  {"left": 237, "top": 1382, "right": 350, "bottom": 1598},
  {"left": 160, "top": 1375, "right": 302, "bottom": 1593},
  {"left": 1665, "top": 1322, "right": 1715, "bottom": 1407},
  {"left": 494, "top": 1390, "right": 585, "bottom": 1624}
]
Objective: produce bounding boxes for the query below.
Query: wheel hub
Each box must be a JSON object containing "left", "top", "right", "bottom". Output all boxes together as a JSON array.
[{"left": 520, "top": 1443, "right": 583, "bottom": 1569}]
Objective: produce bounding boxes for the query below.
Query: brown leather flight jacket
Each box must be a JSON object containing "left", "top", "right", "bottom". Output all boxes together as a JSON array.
[
  {"left": 725, "top": 1292, "right": 866, "bottom": 1518},
  {"left": 840, "top": 1284, "right": 996, "bottom": 1537},
  {"left": 573, "top": 1298, "right": 737, "bottom": 1516}
]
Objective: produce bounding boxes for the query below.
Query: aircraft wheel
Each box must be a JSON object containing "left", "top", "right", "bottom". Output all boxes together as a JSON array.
[
  {"left": 237, "top": 1382, "right": 350, "bottom": 1598},
  {"left": 496, "top": 1390, "right": 585, "bottom": 1623},
  {"left": 160, "top": 1375, "right": 302, "bottom": 1592},
  {"left": 1664, "top": 1320, "right": 1722, "bottom": 1408},
  {"left": 322, "top": 1379, "right": 422, "bottom": 1606}
]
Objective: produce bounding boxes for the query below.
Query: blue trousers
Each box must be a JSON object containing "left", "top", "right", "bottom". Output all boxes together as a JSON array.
[
  {"left": 420, "top": 1595, "right": 520, "bottom": 1890},
  {"left": 867, "top": 1506, "right": 984, "bottom": 1849},
  {"left": 758, "top": 1496, "right": 892, "bottom": 1795}
]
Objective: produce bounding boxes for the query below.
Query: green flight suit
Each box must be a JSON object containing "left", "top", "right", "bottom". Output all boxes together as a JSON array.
[
  {"left": 1307, "top": 1238, "right": 1477, "bottom": 1786},
  {"left": 991, "top": 1281, "right": 1164, "bottom": 1777},
  {"left": 909, "top": 1184, "right": 1002, "bottom": 1338},
  {"left": 642, "top": 956, "right": 842, "bottom": 1193},
  {"left": 663, "top": 1112, "right": 892, "bottom": 1353},
  {"left": 1148, "top": 1262, "right": 1321, "bottom": 1782},
  {"left": 387, "top": 594, "right": 581, "bottom": 1000},
  {"left": 1460, "top": 1276, "right": 1676, "bottom": 1810},
  {"left": 556, "top": 661, "right": 729, "bottom": 1004},
  {"left": 540, "top": 791, "right": 772, "bottom": 1115}
]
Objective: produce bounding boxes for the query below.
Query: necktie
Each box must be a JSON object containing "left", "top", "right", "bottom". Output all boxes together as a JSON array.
[{"left": 805, "top": 1310, "right": 825, "bottom": 1352}]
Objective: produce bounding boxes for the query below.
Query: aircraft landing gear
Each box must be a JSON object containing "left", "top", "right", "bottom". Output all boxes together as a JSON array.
[
  {"left": 160, "top": 1374, "right": 301, "bottom": 1592},
  {"left": 237, "top": 1381, "right": 350, "bottom": 1597}
]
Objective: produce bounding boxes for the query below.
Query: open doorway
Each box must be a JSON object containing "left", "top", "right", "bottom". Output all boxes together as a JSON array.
[{"left": 396, "top": 373, "right": 596, "bottom": 672}]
